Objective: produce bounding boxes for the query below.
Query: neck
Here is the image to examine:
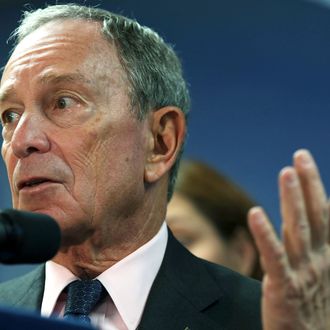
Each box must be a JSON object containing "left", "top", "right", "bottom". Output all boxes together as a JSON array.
[
  {"left": 53, "top": 220, "right": 164, "bottom": 278},
  {"left": 52, "top": 185, "right": 167, "bottom": 278}
]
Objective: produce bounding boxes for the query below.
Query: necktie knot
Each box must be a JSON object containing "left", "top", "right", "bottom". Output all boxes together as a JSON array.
[{"left": 64, "top": 279, "right": 105, "bottom": 324}]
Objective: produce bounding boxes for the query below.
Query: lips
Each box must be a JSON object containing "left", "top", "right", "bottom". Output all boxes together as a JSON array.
[{"left": 17, "top": 177, "right": 58, "bottom": 191}]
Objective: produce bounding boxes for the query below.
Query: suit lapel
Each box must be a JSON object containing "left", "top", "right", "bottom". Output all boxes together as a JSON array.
[{"left": 139, "top": 229, "right": 229, "bottom": 330}]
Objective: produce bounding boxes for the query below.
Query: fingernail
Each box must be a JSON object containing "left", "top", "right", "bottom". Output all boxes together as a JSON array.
[
  {"left": 249, "top": 207, "right": 264, "bottom": 225},
  {"left": 280, "top": 167, "right": 298, "bottom": 187},
  {"left": 294, "top": 149, "right": 313, "bottom": 167},
  {"left": 287, "top": 171, "right": 298, "bottom": 186}
]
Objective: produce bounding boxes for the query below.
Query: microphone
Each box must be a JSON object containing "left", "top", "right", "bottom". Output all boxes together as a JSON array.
[{"left": 0, "top": 209, "right": 61, "bottom": 264}]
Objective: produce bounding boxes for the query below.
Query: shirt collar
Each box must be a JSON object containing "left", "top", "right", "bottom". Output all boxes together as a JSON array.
[
  {"left": 42, "top": 222, "right": 168, "bottom": 329},
  {"left": 97, "top": 222, "right": 167, "bottom": 329},
  {"left": 41, "top": 260, "right": 78, "bottom": 316}
]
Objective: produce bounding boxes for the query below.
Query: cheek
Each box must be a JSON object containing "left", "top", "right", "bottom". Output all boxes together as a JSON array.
[
  {"left": 3, "top": 158, "right": 19, "bottom": 207},
  {"left": 2, "top": 146, "right": 17, "bottom": 189},
  {"left": 66, "top": 129, "right": 145, "bottom": 196},
  {"left": 1, "top": 141, "right": 11, "bottom": 167}
]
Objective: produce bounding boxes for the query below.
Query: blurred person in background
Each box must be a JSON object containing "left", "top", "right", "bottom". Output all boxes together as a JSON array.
[{"left": 167, "top": 160, "right": 263, "bottom": 280}]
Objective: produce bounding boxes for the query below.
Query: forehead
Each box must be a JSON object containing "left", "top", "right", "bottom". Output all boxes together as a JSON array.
[{"left": 1, "top": 19, "right": 120, "bottom": 91}]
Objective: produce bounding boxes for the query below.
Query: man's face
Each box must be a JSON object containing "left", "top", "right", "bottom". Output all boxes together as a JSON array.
[{"left": 0, "top": 20, "right": 150, "bottom": 243}]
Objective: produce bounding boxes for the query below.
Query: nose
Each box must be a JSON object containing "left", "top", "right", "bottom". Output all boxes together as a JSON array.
[{"left": 10, "top": 113, "right": 51, "bottom": 158}]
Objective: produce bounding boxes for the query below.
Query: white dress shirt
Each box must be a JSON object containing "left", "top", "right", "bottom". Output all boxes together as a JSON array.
[{"left": 41, "top": 222, "right": 168, "bottom": 330}]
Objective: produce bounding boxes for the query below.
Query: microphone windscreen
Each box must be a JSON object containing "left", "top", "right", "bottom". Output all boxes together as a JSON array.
[{"left": 0, "top": 209, "right": 61, "bottom": 264}]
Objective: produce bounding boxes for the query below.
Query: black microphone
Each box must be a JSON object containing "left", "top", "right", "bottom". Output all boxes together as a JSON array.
[{"left": 0, "top": 209, "right": 61, "bottom": 264}]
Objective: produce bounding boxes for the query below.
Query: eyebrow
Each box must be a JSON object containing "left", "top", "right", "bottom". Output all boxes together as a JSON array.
[
  {"left": 38, "top": 72, "right": 91, "bottom": 86},
  {"left": 0, "top": 72, "right": 90, "bottom": 105},
  {"left": 0, "top": 85, "right": 17, "bottom": 104}
]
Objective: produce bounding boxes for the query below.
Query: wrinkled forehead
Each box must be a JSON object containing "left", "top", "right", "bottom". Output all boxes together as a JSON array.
[
  {"left": 1, "top": 19, "right": 120, "bottom": 86},
  {"left": 12, "top": 18, "right": 105, "bottom": 56}
]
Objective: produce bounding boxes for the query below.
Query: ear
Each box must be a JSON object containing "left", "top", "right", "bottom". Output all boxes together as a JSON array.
[{"left": 144, "top": 106, "right": 186, "bottom": 183}]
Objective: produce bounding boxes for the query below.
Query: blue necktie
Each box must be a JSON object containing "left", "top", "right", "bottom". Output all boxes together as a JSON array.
[{"left": 64, "top": 279, "right": 105, "bottom": 324}]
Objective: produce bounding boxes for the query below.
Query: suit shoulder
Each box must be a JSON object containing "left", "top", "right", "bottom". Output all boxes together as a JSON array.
[
  {"left": 202, "top": 258, "right": 261, "bottom": 297},
  {"left": 160, "top": 232, "right": 262, "bottom": 329},
  {"left": 200, "top": 258, "right": 262, "bottom": 327},
  {"left": 0, "top": 265, "right": 45, "bottom": 310}
]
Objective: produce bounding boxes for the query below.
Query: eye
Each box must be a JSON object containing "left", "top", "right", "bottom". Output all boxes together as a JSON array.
[
  {"left": 1, "top": 110, "right": 20, "bottom": 126},
  {"left": 55, "top": 96, "right": 77, "bottom": 110},
  {"left": 46, "top": 93, "right": 90, "bottom": 127}
]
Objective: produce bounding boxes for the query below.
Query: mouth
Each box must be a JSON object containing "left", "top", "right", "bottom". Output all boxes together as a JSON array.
[{"left": 17, "top": 178, "right": 58, "bottom": 191}]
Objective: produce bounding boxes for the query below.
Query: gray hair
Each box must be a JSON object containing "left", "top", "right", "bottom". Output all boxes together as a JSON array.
[{"left": 10, "top": 4, "right": 190, "bottom": 200}]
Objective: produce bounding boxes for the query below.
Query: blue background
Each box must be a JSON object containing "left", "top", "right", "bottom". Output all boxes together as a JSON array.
[{"left": 0, "top": 0, "right": 330, "bottom": 281}]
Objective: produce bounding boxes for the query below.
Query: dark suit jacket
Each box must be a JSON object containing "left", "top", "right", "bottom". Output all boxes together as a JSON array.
[{"left": 0, "top": 230, "right": 262, "bottom": 330}]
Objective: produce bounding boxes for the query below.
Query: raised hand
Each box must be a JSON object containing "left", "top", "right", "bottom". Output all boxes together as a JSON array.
[{"left": 248, "top": 149, "right": 330, "bottom": 330}]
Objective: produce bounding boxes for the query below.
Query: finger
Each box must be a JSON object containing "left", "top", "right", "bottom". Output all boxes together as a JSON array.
[
  {"left": 279, "top": 167, "right": 311, "bottom": 266},
  {"left": 248, "top": 207, "right": 290, "bottom": 281},
  {"left": 294, "top": 149, "right": 328, "bottom": 248}
]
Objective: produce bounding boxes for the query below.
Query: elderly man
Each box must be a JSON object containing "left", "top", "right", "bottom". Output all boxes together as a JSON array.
[{"left": 0, "top": 4, "right": 328, "bottom": 330}]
